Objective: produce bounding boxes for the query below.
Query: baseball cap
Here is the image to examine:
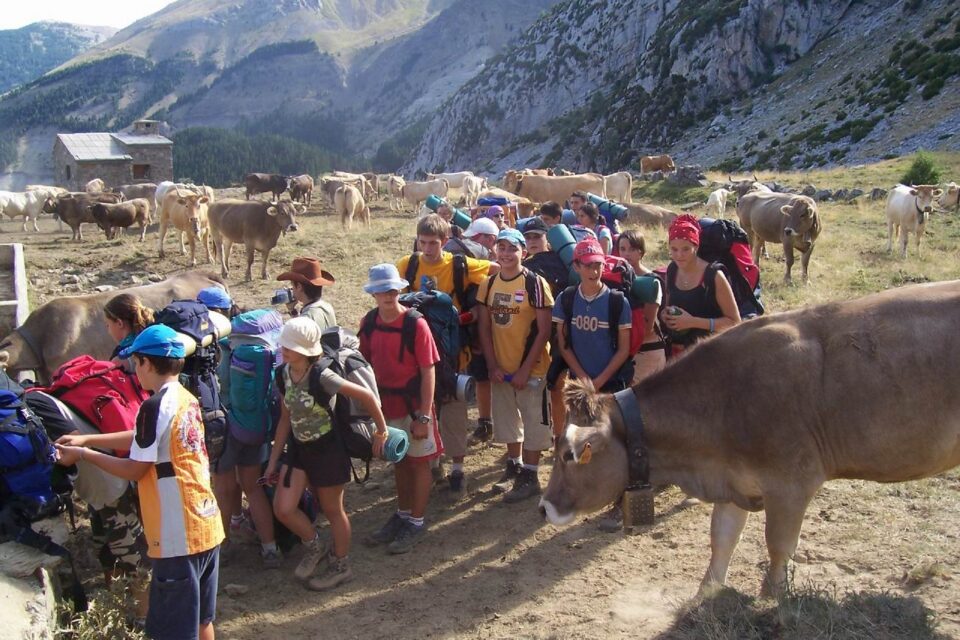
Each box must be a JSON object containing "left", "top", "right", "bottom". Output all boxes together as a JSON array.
[
  {"left": 464, "top": 217, "right": 499, "bottom": 238},
  {"left": 522, "top": 217, "right": 548, "bottom": 235},
  {"left": 573, "top": 238, "right": 605, "bottom": 264},
  {"left": 278, "top": 317, "right": 323, "bottom": 357},
  {"left": 197, "top": 286, "right": 232, "bottom": 310},
  {"left": 118, "top": 324, "right": 186, "bottom": 359},
  {"left": 496, "top": 228, "right": 526, "bottom": 248}
]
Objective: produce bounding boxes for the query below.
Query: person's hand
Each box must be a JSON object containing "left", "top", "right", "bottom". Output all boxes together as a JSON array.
[
  {"left": 259, "top": 462, "right": 280, "bottom": 486},
  {"left": 662, "top": 307, "right": 692, "bottom": 331},
  {"left": 55, "top": 444, "right": 83, "bottom": 467},
  {"left": 510, "top": 369, "right": 530, "bottom": 390},
  {"left": 489, "top": 366, "right": 506, "bottom": 384},
  {"left": 56, "top": 433, "right": 87, "bottom": 447},
  {"left": 372, "top": 430, "right": 387, "bottom": 458},
  {"left": 285, "top": 301, "right": 298, "bottom": 316},
  {"left": 411, "top": 420, "right": 429, "bottom": 440}
]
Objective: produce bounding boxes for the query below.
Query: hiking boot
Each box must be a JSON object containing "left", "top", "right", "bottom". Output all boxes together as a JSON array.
[
  {"left": 261, "top": 547, "right": 283, "bottom": 569},
  {"left": 597, "top": 504, "right": 623, "bottom": 533},
  {"left": 294, "top": 533, "right": 328, "bottom": 580},
  {"left": 493, "top": 460, "right": 521, "bottom": 494},
  {"left": 468, "top": 419, "right": 493, "bottom": 445},
  {"left": 307, "top": 554, "right": 353, "bottom": 591},
  {"left": 447, "top": 470, "right": 466, "bottom": 494},
  {"left": 364, "top": 512, "right": 406, "bottom": 547},
  {"left": 387, "top": 520, "right": 427, "bottom": 555},
  {"left": 504, "top": 468, "right": 540, "bottom": 504},
  {"left": 229, "top": 517, "right": 259, "bottom": 545}
]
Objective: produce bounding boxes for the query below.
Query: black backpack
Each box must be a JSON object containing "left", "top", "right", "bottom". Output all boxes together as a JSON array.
[
  {"left": 523, "top": 251, "right": 570, "bottom": 298},
  {"left": 153, "top": 301, "right": 228, "bottom": 463}
]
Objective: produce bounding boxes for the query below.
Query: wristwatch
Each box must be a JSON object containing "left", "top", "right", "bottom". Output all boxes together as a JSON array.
[{"left": 415, "top": 413, "right": 431, "bottom": 425}]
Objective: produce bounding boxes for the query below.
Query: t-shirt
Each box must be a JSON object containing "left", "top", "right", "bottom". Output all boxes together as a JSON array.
[
  {"left": 477, "top": 270, "right": 554, "bottom": 377},
  {"left": 281, "top": 364, "right": 343, "bottom": 442},
  {"left": 552, "top": 285, "right": 632, "bottom": 379},
  {"left": 359, "top": 310, "right": 440, "bottom": 421},
  {"left": 396, "top": 251, "right": 490, "bottom": 310},
  {"left": 301, "top": 299, "right": 337, "bottom": 331},
  {"left": 129, "top": 381, "right": 224, "bottom": 559}
]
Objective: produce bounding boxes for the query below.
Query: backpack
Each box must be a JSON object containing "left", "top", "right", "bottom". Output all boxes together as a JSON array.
[
  {"left": 154, "top": 301, "right": 227, "bottom": 462},
  {"left": 523, "top": 251, "right": 570, "bottom": 297},
  {"left": 599, "top": 255, "right": 645, "bottom": 355},
  {"left": 42, "top": 355, "right": 148, "bottom": 458},
  {"left": 403, "top": 250, "right": 477, "bottom": 318},
  {"left": 444, "top": 236, "right": 488, "bottom": 260}
]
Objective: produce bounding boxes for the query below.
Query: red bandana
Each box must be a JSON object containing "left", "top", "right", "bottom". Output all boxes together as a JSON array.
[{"left": 669, "top": 214, "right": 701, "bottom": 246}]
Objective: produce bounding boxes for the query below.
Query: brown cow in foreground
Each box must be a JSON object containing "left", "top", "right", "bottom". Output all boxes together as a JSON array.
[
  {"left": 541, "top": 279, "right": 960, "bottom": 597},
  {"left": 737, "top": 192, "right": 821, "bottom": 283},
  {"left": 207, "top": 199, "right": 301, "bottom": 281},
  {"left": 0, "top": 272, "right": 223, "bottom": 383},
  {"left": 639, "top": 154, "right": 675, "bottom": 174}
]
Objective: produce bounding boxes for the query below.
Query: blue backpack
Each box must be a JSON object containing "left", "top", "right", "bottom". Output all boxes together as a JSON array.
[
  {"left": 0, "top": 389, "right": 58, "bottom": 518},
  {"left": 221, "top": 309, "right": 283, "bottom": 446}
]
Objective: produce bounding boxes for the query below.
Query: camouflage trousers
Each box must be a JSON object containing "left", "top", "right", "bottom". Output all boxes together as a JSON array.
[{"left": 89, "top": 485, "right": 148, "bottom": 575}]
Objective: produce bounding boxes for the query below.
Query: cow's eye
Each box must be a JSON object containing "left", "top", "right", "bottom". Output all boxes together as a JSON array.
[{"left": 562, "top": 450, "right": 574, "bottom": 462}]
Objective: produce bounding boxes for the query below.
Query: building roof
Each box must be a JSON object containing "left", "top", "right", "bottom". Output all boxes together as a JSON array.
[
  {"left": 111, "top": 133, "right": 173, "bottom": 146},
  {"left": 57, "top": 133, "right": 131, "bottom": 161}
]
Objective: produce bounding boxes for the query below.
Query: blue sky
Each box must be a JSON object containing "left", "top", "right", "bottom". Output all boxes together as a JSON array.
[{"left": 0, "top": 0, "right": 174, "bottom": 29}]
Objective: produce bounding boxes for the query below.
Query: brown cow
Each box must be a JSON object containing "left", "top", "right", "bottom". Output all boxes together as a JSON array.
[
  {"left": 639, "top": 154, "right": 675, "bottom": 174},
  {"left": 89, "top": 198, "right": 151, "bottom": 241},
  {"left": 506, "top": 173, "right": 605, "bottom": 205},
  {"left": 288, "top": 175, "right": 314, "bottom": 205},
  {"left": 55, "top": 192, "right": 124, "bottom": 241},
  {"left": 541, "top": 279, "right": 960, "bottom": 596},
  {"left": 207, "top": 199, "right": 302, "bottom": 281},
  {"left": 738, "top": 192, "right": 821, "bottom": 283},
  {"left": 0, "top": 272, "right": 224, "bottom": 383},
  {"left": 244, "top": 173, "right": 290, "bottom": 200},
  {"left": 157, "top": 190, "right": 211, "bottom": 266},
  {"left": 623, "top": 203, "right": 678, "bottom": 228}
]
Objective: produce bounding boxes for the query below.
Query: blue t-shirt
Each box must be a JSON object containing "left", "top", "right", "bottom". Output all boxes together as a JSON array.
[{"left": 552, "top": 285, "right": 632, "bottom": 379}]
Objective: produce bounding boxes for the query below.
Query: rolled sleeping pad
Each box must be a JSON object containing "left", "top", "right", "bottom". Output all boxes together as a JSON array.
[
  {"left": 561, "top": 209, "right": 577, "bottom": 225},
  {"left": 548, "top": 222, "right": 576, "bottom": 270},
  {"left": 425, "top": 194, "right": 471, "bottom": 230},
  {"left": 587, "top": 192, "right": 629, "bottom": 223},
  {"left": 176, "top": 311, "right": 232, "bottom": 357},
  {"left": 383, "top": 426, "right": 410, "bottom": 463}
]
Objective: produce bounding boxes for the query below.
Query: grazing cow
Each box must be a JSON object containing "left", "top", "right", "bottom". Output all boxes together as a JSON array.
[
  {"left": 244, "top": 173, "right": 290, "bottom": 200},
  {"left": 938, "top": 181, "right": 958, "bottom": 213},
  {"left": 54, "top": 192, "right": 124, "bottom": 241},
  {"left": 331, "top": 172, "right": 375, "bottom": 199},
  {"left": 0, "top": 190, "right": 55, "bottom": 232},
  {"left": 623, "top": 203, "right": 678, "bottom": 228},
  {"left": 401, "top": 178, "right": 449, "bottom": 210},
  {"left": 207, "top": 199, "right": 301, "bottom": 281},
  {"left": 507, "top": 173, "right": 606, "bottom": 205},
  {"left": 335, "top": 184, "right": 369, "bottom": 229},
  {"left": 639, "top": 154, "right": 675, "bottom": 174},
  {"left": 705, "top": 188, "right": 733, "bottom": 219},
  {"left": 85, "top": 178, "right": 105, "bottom": 193},
  {"left": 886, "top": 184, "right": 942, "bottom": 258},
  {"left": 288, "top": 174, "right": 314, "bottom": 205},
  {"left": 362, "top": 172, "right": 380, "bottom": 197},
  {"left": 89, "top": 198, "right": 151, "bottom": 241},
  {"left": 425, "top": 171, "right": 475, "bottom": 189},
  {"left": 541, "top": 280, "right": 960, "bottom": 596},
  {"left": 603, "top": 171, "right": 633, "bottom": 203},
  {"left": 462, "top": 175, "right": 487, "bottom": 207},
  {"left": 157, "top": 190, "right": 211, "bottom": 266},
  {"left": 738, "top": 192, "right": 821, "bottom": 283},
  {"left": 388, "top": 176, "right": 406, "bottom": 211},
  {"left": 0, "top": 272, "right": 223, "bottom": 383}
]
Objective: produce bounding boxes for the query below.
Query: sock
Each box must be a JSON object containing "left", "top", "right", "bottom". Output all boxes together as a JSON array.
[
  {"left": 261, "top": 541, "right": 278, "bottom": 554},
  {"left": 510, "top": 456, "right": 522, "bottom": 467},
  {"left": 451, "top": 462, "right": 464, "bottom": 474},
  {"left": 398, "top": 509, "right": 412, "bottom": 521},
  {"left": 407, "top": 516, "right": 424, "bottom": 527},
  {"left": 522, "top": 463, "right": 539, "bottom": 472},
  {"left": 230, "top": 514, "right": 245, "bottom": 527}
]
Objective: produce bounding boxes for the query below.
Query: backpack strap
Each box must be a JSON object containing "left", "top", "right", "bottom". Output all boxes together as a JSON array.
[
  {"left": 608, "top": 289, "right": 625, "bottom": 353},
  {"left": 404, "top": 253, "right": 421, "bottom": 291},
  {"left": 482, "top": 274, "right": 497, "bottom": 307},
  {"left": 560, "top": 284, "right": 577, "bottom": 350},
  {"left": 452, "top": 253, "right": 468, "bottom": 310},
  {"left": 664, "top": 262, "right": 677, "bottom": 309}
]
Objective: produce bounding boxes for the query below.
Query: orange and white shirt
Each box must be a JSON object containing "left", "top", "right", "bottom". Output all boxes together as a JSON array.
[{"left": 129, "top": 381, "right": 224, "bottom": 559}]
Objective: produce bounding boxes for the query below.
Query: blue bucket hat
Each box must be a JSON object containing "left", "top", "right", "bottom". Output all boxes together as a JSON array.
[
  {"left": 496, "top": 228, "right": 526, "bottom": 248},
  {"left": 363, "top": 263, "right": 409, "bottom": 294},
  {"left": 197, "top": 286, "right": 232, "bottom": 310},
  {"left": 118, "top": 324, "right": 186, "bottom": 359}
]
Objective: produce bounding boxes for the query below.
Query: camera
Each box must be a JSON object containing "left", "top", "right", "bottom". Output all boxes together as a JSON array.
[{"left": 271, "top": 287, "right": 295, "bottom": 305}]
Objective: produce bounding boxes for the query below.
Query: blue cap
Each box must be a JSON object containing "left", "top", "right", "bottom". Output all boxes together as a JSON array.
[
  {"left": 118, "top": 324, "right": 187, "bottom": 359},
  {"left": 496, "top": 228, "right": 525, "bottom": 248},
  {"left": 197, "top": 286, "right": 232, "bottom": 309}
]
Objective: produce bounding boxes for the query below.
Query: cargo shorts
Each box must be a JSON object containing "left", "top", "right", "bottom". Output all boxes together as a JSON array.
[{"left": 89, "top": 485, "right": 148, "bottom": 574}]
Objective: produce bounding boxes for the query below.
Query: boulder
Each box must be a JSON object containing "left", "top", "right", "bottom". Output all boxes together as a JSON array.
[
  {"left": 813, "top": 189, "right": 833, "bottom": 202},
  {"left": 666, "top": 165, "right": 707, "bottom": 187},
  {"left": 833, "top": 188, "right": 850, "bottom": 201},
  {"left": 870, "top": 187, "right": 888, "bottom": 201},
  {"left": 801, "top": 184, "right": 817, "bottom": 197},
  {"left": 848, "top": 188, "right": 865, "bottom": 200}
]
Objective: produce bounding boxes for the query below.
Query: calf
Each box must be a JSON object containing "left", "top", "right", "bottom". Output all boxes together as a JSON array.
[
  {"left": 55, "top": 192, "right": 124, "bottom": 241},
  {"left": 886, "top": 183, "right": 942, "bottom": 258},
  {"left": 461, "top": 175, "right": 487, "bottom": 207},
  {"left": 207, "top": 199, "right": 301, "bottom": 281},
  {"left": 705, "top": 188, "right": 732, "bottom": 219},
  {"left": 603, "top": 171, "right": 633, "bottom": 203},
  {"left": 157, "top": 190, "right": 211, "bottom": 266},
  {"left": 938, "top": 181, "right": 958, "bottom": 213},
  {"left": 335, "top": 184, "right": 369, "bottom": 229},
  {"left": 244, "top": 173, "right": 290, "bottom": 200},
  {"left": 85, "top": 178, "right": 105, "bottom": 193},
  {"left": 639, "top": 154, "right": 675, "bottom": 174},
  {"left": 90, "top": 198, "right": 151, "bottom": 241}
]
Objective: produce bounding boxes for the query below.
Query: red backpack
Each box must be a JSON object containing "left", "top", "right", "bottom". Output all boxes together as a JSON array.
[
  {"left": 42, "top": 356, "right": 148, "bottom": 457},
  {"left": 599, "top": 255, "right": 645, "bottom": 354}
]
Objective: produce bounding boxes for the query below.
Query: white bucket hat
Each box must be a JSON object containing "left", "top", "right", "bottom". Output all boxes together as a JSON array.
[{"left": 278, "top": 316, "right": 323, "bottom": 357}]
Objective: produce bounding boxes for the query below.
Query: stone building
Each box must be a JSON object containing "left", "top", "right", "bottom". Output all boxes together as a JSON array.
[{"left": 52, "top": 120, "right": 173, "bottom": 190}]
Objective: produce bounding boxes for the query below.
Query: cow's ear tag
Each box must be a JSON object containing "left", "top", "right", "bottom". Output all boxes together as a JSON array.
[{"left": 577, "top": 442, "right": 592, "bottom": 465}]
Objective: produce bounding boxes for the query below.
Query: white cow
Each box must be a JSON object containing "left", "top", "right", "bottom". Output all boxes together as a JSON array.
[
  {"left": 705, "top": 188, "right": 733, "bottom": 219},
  {"left": 331, "top": 172, "right": 375, "bottom": 199},
  {"left": 938, "top": 181, "right": 958, "bottom": 213},
  {"left": 401, "top": 178, "right": 447, "bottom": 211},
  {"left": 461, "top": 175, "right": 487, "bottom": 207},
  {"left": 85, "top": 178, "right": 105, "bottom": 193},
  {"left": 602, "top": 171, "right": 633, "bottom": 204},
  {"left": 0, "top": 190, "right": 55, "bottom": 232},
  {"left": 388, "top": 176, "right": 406, "bottom": 211},
  {"left": 886, "top": 184, "right": 942, "bottom": 258},
  {"left": 334, "top": 184, "right": 370, "bottom": 229},
  {"left": 425, "top": 171, "right": 474, "bottom": 189}
]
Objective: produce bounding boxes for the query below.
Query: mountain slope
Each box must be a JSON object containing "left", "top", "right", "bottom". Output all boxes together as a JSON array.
[{"left": 0, "top": 22, "right": 115, "bottom": 94}]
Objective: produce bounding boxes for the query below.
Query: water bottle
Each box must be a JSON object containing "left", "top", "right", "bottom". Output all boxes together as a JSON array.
[{"left": 503, "top": 374, "right": 542, "bottom": 390}]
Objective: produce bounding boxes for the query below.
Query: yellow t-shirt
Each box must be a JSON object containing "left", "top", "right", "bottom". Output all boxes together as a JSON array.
[
  {"left": 396, "top": 251, "right": 490, "bottom": 310},
  {"left": 477, "top": 269, "right": 554, "bottom": 377}
]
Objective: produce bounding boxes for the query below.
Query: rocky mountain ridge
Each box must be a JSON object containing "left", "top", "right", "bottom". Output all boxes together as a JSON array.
[{"left": 0, "top": 22, "right": 115, "bottom": 94}]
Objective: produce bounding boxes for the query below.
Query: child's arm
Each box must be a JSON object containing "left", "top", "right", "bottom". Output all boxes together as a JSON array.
[
  {"left": 417, "top": 364, "right": 436, "bottom": 439},
  {"left": 55, "top": 445, "right": 151, "bottom": 481},
  {"left": 57, "top": 431, "right": 134, "bottom": 451},
  {"left": 338, "top": 380, "right": 389, "bottom": 456},
  {"left": 478, "top": 301, "right": 504, "bottom": 383},
  {"left": 511, "top": 306, "right": 553, "bottom": 389},
  {"left": 592, "top": 326, "right": 631, "bottom": 390},
  {"left": 264, "top": 401, "right": 291, "bottom": 482}
]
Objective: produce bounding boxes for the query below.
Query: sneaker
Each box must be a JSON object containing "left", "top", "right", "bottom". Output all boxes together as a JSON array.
[
  {"left": 447, "top": 470, "right": 466, "bottom": 494},
  {"left": 467, "top": 419, "right": 493, "bottom": 445},
  {"left": 294, "top": 534, "right": 328, "bottom": 580},
  {"left": 493, "top": 460, "right": 521, "bottom": 494},
  {"left": 364, "top": 512, "right": 406, "bottom": 547},
  {"left": 504, "top": 468, "right": 540, "bottom": 503},
  {"left": 307, "top": 553, "right": 353, "bottom": 591},
  {"left": 261, "top": 547, "right": 283, "bottom": 569},
  {"left": 597, "top": 504, "right": 623, "bottom": 533},
  {"left": 387, "top": 520, "right": 427, "bottom": 555},
  {"left": 229, "top": 517, "right": 259, "bottom": 545}
]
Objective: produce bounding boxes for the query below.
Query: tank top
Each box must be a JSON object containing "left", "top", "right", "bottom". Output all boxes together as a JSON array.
[
  {"left": 667, "top": 265, "right": 722, "bottom": 346},
  {"left": 282, "top": 365, "right": 333, "bottom": 443}
]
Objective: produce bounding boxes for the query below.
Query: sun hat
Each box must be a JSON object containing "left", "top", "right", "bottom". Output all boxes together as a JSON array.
[
  {"left": 522, "top": 217, "right": 548, "bottom": 235},
  {"left": 573, "top": 238, "right": 605, "bottom": 265},
  {"left": 278, "top": 317, "right": 323, "bottom": 357},
  {"left": 464, "top": 217, "right": 499, "bottom": 238},
  {"left": 483, "top": 205, "right": 505, "bottom": 220},
  {"left": 118, "top": 324, "right": 186, "bottom": 359},
  {"left": 496, "top": 228, "right": 526, "bottom": 248},
  {"left": 197, "top": 286, "right": 232, "bottom": 310},
  {"left": 668, "top": 214, "right": 701, "bottom": 246},
  {"left": 276, "top": 257, "right": 336, "bottom": 286},
  {"left": 363, "top": 263, "right": 409, "bottom": 294}
]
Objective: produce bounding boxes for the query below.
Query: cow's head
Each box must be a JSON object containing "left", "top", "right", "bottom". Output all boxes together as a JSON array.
[
  {"left": 908, "top": 185, "right": 942, "bottom": 222},
  {"left": 267, "top": 200, "right": 300, "bottom": 233},
  {"left": 503, "top": 170, "right": 519, "bottom": 194},
  {"left": 781, "top": 196, "right": 820, "bottom": 244},
  {"left": 88, "top": 203, "right": 111, "bottom": 232},
  {"left": 177, "top": 195, "right": 209, "bottom": 237},
  {"left": 540, "top": 378, "right": 629, "bottom": 526},
  {"left": 940, "top": 183, "right": 959, "bottom": 208}
]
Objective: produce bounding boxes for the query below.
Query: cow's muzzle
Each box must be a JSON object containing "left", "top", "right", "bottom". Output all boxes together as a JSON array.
[
  {"left": 538, "top": 498, "right": 575, "bottom": 526},
  {"left": 286, "top": 224, "right": 299, "bottom": 233},
  {"left": 784, "top": 227, "right": 796, "bottom": 236}
]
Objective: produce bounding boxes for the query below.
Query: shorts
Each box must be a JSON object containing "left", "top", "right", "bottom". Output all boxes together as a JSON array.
[
  {"left": 392, "top": 414, "right": 443, "bottom": 461},
  {"left": 632, "top": 345, "right": 666, "bottom": 384},
  {"left": 212, "top": 432, "right": 268, "bottom": 474},
  {"left": 89, "top": 485, "right": 148, "bottom": 574},
  {"left": 491, "top": 381, "right": 552, "bottom": 452},
  {"left": 146, "top": 546, "right": 220, "bottom": 640},
  {"left": 466, "top": 352, "right": 489, "bottom": 382},
  {"left": 438, "top": 399, "right": 468, "bottom": 459},
  {"left": 286, "top": 432, "right": 351, "bottom": 488}
]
